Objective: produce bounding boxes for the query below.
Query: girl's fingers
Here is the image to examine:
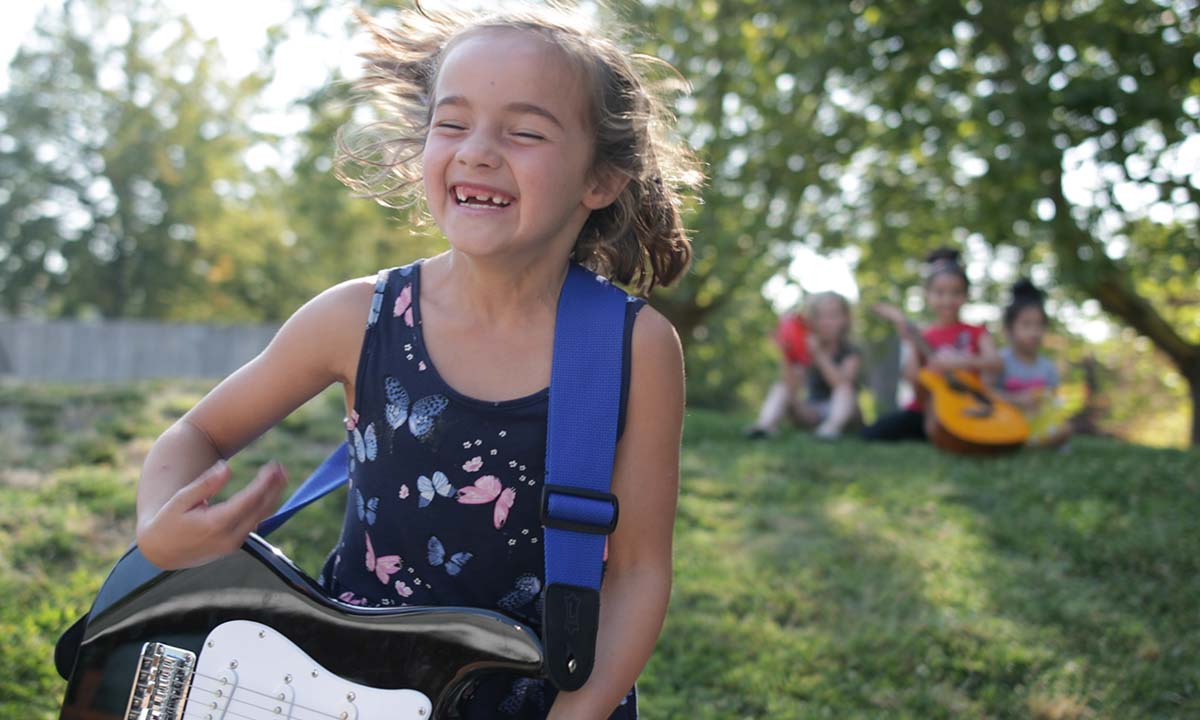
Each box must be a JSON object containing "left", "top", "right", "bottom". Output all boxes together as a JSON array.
[
  {"left": 230, "top": 465, "right": 289, "bottom": 543},
  {"left": 173, "top": 460, "right": 232, "bottom": 510},
  {"left": 246, "top": 463, "right": 288, "bottom": 526},
  {"left": 214, "top": 462, "right": 288, "bottom": 533}
]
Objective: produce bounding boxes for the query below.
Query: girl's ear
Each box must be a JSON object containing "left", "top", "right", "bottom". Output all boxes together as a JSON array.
[{"left": 582, "top": 166, "right": 630, "bottom": 210}]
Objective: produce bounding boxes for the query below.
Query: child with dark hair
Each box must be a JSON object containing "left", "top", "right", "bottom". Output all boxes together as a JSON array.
[
  {"left": 863, "top": 247, "right": 1003, "bottom": 441},
  {"left": 997, "top": 278, "right": 1072, "bottom": 447}
]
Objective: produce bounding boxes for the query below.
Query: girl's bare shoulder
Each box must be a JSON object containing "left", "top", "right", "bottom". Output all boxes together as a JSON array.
[
  {"left": 290, "top": 274, "right": 380, "bottom": 383},
  {"left": 180, "top": 274, "right": 381, "bottom": 458},
  {"left": 629, "top": 305, "right": 684, "bottom": 385}
]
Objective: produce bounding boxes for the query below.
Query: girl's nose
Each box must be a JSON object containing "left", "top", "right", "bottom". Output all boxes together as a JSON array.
[{"left": 455, "top": 129, "right": 501, "bottom": 169}]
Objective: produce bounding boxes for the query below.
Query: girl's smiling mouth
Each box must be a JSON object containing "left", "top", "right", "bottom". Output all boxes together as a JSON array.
[{"left": 451, "top": 183, "right": 515, "bottom": 209}]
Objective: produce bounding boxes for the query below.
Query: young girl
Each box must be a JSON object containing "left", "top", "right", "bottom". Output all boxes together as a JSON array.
[
  {"left": 863, "top": 247, "right": 1003, "bottom": 441},
  {"left": 133, "top": 5, "right": 699, "bottom": 718},
  {"left": 996, "top": 279, "right": 1072, "bottom": 447},
  {"left": 747, "top": 292, "right": 862, "bottom": 439}
]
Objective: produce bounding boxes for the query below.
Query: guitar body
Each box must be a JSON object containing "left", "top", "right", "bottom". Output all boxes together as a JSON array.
[
  {"left": 918, "top": 368, "right": 1030, "bottom": 455},
  {"left": 59, "top": 534, "right": 544, "bottom": 720}
]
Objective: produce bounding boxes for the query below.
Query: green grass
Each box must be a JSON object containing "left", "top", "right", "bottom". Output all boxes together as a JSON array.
[{"left": 1, "top": 381, "right": 1197, "bottom": 718}]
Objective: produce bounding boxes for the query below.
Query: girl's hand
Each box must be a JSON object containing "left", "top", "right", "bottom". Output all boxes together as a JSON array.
[
  {"left": 928, "top": 348, "right": 967, "bottom": 372},
  {"left": 872, "top": 303, "right": 914, "bottom": 342},
  {"left": 136, "top": 460, "right": 288, "bottom": 570},
  {"left": 872, "top": 302, "right": 904, "bottom": 325},
  {"left": 1017, "top": 388, "right": 1045, "bottom": 411}
]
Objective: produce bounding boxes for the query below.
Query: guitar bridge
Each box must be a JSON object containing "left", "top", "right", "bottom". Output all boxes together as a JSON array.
[{"left": 123, "top": 642, "right": 196, "bottom": 720}]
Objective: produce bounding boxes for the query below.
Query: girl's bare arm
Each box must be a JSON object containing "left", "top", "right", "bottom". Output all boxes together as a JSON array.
[{"left": 135, "top": 277, "right": 374, "bottom": 569}]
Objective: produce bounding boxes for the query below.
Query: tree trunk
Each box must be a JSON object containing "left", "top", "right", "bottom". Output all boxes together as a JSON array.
[
  {"left": 1048, "top": 176, "right": 1200, "bottom": 446},
  {"left": 1186, "top": 361, "right": 1200, "bottom": 447},
  {"left": 867, "top": 333, "right": 901, "bottom": 417},
  {"left": 1089, "top": 275, "right": 1200, "bottom": 447}
]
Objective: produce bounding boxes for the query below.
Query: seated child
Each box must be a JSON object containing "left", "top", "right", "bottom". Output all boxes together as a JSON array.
[
  {"left": 748, "top": 292, "right": 861, "bottom": 439},
  {"left": 996, "top": 279, "right": 1072, "bottom": 447}
]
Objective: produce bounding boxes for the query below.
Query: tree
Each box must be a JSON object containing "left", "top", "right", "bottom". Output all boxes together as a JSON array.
[
  {"left": 618, "top": 0, "right": 878, "bottom": 407},
  {"left": 809, "top": 0, "right": 1200, "bottom": 442},
  {"left": 0, "top": 1, "right": 274, "bottom": 318},
  {"left": 0, "top": 0, "right": 435, "bottom": 323}
]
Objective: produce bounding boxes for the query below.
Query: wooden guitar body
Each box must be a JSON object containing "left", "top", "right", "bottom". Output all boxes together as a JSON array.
[{"left": 917, "top": 368, "right": 1030, "bottom": 455}]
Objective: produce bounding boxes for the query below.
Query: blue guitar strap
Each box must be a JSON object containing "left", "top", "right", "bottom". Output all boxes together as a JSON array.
[
  {"left": 259, "top": 263, "right": 626, "bottom": 692},
  {"left": 539, "top": 264, "right": 625, "bottom": 691}
]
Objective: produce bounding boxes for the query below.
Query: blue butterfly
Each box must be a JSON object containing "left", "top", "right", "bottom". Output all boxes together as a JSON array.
[
  {"left": 382, "top": 378, "right": 447, "bottom": 440},
  {"left": 352, "top": 423, "right": 377, "bottom": 463},
  {"left": 366, "top": 270, "right": 390, "bottom": 327},
  {"left": 417, "top": 471, "right": 455, "bottom": 508},
  {"left": 366, "top": 291, "right": 383, "bottom": 328},
  {"left": 427, "top": 535, "right": 472, "bottom": 575},
  {"left": 408, "top": 395, "right": 448, "bottom": 439},
  {"left": 498, "top": 573, "right": 542, "bottom": 613},
  {"left": 354, "top": 490, "right": 379, "bottom": 526},
  {"left": 384, "top": 377, "right": 409, "bottom": 430}
]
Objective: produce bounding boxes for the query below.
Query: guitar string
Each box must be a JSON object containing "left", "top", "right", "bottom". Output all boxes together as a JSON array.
[
  {"left": 189, "top": 671, "right": 346, "bottom": 720},
  {"left": 181, "top": 703, "right": 271, "bottom": 720},
  {"left": 188, "top": 683, "right": 313, "bottom": 720},
  {"left": 184, "top": 687, "right": 347, "bottom": 720},
  {"left": 182, "top": 701, "right": 338, "bottom": 720},
  {"left": 188, "top": 678, "right": 345, "bottom": 720}
]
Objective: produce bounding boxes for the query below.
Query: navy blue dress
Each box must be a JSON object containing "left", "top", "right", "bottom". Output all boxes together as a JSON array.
[{"left": 320, "top": 259, "right": 643, "bottom": 718}]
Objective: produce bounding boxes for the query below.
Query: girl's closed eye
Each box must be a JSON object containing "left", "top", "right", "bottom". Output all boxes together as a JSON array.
[{"left": 512, "top": 130, "right": 546, "bottom": 141}]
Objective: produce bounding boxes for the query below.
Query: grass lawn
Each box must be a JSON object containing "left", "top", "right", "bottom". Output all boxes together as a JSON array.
[{"left": 1, "top": 381, "right": 1197, "bottom": 718}]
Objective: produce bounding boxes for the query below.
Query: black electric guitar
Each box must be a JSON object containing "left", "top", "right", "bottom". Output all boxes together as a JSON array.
[{"left": 58, "top": 534, "right": 545, "bottom": 720}]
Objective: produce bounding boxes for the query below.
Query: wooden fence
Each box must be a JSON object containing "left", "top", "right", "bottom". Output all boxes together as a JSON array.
[{"left": 0, "top": 319, "right": 279, "bottom": 381}]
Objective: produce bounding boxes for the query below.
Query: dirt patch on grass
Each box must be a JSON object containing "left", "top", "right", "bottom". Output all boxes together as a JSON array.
[
  {"left": 0, "top": 468, "right": 43, "bottom": 489},
  {"left": 1028, "top": 693, "right": 1096, "bottom": 720}
]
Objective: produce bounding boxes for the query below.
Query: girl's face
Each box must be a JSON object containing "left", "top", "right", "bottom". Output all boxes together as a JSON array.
[
  {"left": 1009, "top": 305, "right": 1047, "bottom": 353},
  {"left": 423, "top": 30, "right": 618, "bottom": 262},
  {"left": 925, "top": 272, "right": 967, "bottom": 325},
  {"left": 812, "top": 298, "right": 849, "bottom": 345}
]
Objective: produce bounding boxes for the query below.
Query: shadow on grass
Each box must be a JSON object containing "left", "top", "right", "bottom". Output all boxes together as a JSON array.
[
  {"left": 647, "top": 427, "right": 1000, "bottom": 719},
  {"left": 648, "top": 417, "right": 1199, "bottom": 719},
  {"left": 939, "top": 439, "right": 1200, "bottom": 717}
]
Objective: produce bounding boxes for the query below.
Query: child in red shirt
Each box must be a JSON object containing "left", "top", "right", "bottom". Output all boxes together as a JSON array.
[{"left": 862, "top": 248, "right": 1002, "bottom": 441}]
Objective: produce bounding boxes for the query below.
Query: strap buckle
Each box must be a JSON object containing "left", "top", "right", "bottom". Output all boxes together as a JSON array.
[{"left": 539, "top": 484, "right": 619, "bottom": 535}]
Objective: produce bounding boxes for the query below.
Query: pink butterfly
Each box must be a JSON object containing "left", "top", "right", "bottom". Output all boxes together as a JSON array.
[
  {"left": 399, "top": 484, "right": 410, "bottom": 499},
  {"left": 338, "top": 591, "right": 368, "bottom": 607},
  {"left": 462, "top": 456, "right": 483, "bottom": 472},
  {"left": 456, "top": 475, "right": 517, "bottom": 529},
  {"left": 394, "top": 580, "right": 414, "bottom": 598},
  {"left": 393, "top": 284, "right": 414, "bottom": 326},
  {"left": 365, "top": 532, "right": 402, "bottom": 584}
]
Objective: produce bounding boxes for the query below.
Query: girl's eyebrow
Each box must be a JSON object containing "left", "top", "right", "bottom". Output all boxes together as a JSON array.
[
  {"left": 434, "top": 95, "right": 564, "bottom": 130},
  {"left": 503, "top": 102, "right": 564, "bottom": 130}
]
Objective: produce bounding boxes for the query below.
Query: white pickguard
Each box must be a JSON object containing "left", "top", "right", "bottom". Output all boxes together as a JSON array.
[{"left": 183, "top": 620, "right": 432, "bottom": 720}]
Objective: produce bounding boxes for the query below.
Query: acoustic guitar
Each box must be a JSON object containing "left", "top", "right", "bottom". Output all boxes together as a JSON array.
[
  {"left": 57, "top": 533, "right": 544, "bottom": 720},
  {"left": 874, "top": 303, "right": 1029, "bottom": 454}
]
